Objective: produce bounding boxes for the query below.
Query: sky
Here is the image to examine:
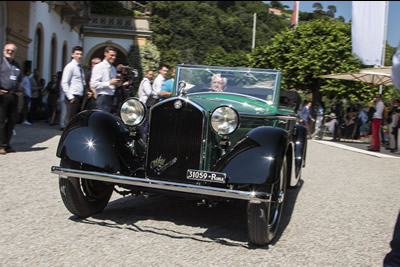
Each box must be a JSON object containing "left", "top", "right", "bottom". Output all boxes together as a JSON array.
[{"left": 271, "top": 1, "right": 400, "bottom": 48}]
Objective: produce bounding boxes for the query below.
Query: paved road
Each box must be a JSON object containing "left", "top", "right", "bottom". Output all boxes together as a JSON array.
[{"left": 1, "top": 122, "right": 399, "bottom": 266}]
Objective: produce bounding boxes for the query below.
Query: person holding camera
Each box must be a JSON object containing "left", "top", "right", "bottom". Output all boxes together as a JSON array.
[
  {"left": 90, "top": 46, "right": 121, "bottom": 113},
  {"left": 113, "top": 64, "right": 131, "bottom": 114}
]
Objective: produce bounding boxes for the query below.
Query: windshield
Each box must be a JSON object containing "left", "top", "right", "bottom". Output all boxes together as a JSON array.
[{"left": 175, "top": 65, "right": 280, "bottom": 105}]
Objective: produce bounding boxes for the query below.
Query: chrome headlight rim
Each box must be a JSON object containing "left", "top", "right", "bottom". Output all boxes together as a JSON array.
[
  {"left": 210, "top": 105, "right": 240, "bottom": 136},
  {"left": 120, "top": 97, "right": 147, "bottom": 127}
]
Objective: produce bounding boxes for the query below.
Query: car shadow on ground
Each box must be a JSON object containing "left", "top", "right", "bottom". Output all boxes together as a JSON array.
[
  {"left": 70, "top": 180, "right": 304, "bottom": 249},
  {"left": 12, "top": 122, "right": 61, "bottom": 152}
]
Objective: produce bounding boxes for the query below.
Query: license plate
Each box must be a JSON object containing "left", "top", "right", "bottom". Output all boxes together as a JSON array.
[{"left": 187, "top": 169, "right": 226, "bottom": 184}]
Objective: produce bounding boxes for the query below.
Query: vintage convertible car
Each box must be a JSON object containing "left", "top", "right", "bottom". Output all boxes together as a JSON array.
[{"left": 51, "top": 64, "right": 307, "bottom": 245}]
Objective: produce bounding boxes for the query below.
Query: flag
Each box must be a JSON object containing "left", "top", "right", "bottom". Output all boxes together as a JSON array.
[
  {"left": 352, "top": 1, "right": 388, "bottom": 65},
  {"left": 290, "top": 1, "right": 299, "bottom": 30}
]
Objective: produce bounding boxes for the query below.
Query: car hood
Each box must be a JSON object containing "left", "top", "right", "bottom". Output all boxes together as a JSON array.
[{"left": 186, "top": 93, "right": 277, "bottom": 115}]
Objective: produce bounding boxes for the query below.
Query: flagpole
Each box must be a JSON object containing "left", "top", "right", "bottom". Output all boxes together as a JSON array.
[
  {"left": 381, "top": 1, "right": 389, "bottom": 67},
  {"left": 379, "top": 1, "right": 389, "bottom": 94},
  {"left": 290, "top": 1, "right": 299, "bottom": 30},
  {"left": 252, "top": 13, "right": 257, "bottom": 50}
]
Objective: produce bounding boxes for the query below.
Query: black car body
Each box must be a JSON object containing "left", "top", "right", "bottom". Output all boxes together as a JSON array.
[{"left": 52, "top": 65, "right": 307, "bottom": 245}]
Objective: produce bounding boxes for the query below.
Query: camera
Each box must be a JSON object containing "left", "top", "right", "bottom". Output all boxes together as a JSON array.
[{"left": 119, "top": 66, "right": 138, "bottom": 84}]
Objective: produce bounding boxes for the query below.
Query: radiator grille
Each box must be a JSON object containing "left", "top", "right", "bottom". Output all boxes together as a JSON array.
[{"left": 146, "top": 100, "right": 204, "bottom": 181}]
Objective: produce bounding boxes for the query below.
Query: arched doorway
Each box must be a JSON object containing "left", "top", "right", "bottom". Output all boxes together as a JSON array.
[
  {"left": 49, "top": 34, "right": 57, "bottom": 80},
  {"left": 33, "top": 24, "right": 44, "bottom": 75},
  {"left": 62, "top": 41, "right": 68, "bottom": 70},
  {"left": 85, "top": 42, "right": 129, "bottom": 70}
]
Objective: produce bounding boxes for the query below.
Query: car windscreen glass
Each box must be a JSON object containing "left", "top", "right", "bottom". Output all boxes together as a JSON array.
[{"left": 176, "top": 66, "right": 278, "bottom": 104}]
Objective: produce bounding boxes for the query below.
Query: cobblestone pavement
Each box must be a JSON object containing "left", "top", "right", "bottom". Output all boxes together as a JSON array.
[{"left": 0, "top": 122, "right": 399, "bottom": 266}]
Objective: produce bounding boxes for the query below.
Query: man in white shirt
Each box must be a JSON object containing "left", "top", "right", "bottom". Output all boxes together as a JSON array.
[
  {"left": 61, "top": 46, "right": 85, "bottom": 123},
  {"left": 21, "top": 70, "right": 32, "bottom": 125},
  {"left": 138, "top": 70, "right": 154, "bottom": 105},
  {"left": 90, "top": 46, "right": 121, "bottom": 113},
  {"left": 369, "top": 94, "right": 384, "bottom": 151},
  {"left": 152, "top": 65, "right": 169, "bottom": 99}
]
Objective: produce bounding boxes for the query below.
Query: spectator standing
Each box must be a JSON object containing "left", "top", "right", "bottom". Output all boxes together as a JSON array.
[
  {"left": 388, "top": 99, "right": 400, "bottom": 153},
  {"left": 138, "top": 70, "right": 154, "bottom": 106},
  {"left": 58, "top": 81, "right": 66, "bottom": 131},
  {"left": 91, "top": 46, "right": 121, "bottom": 113},
  {"left": 82, "top": 57, "right": 101, "bottom": 111},
  {"left": 61, "top": 46, "right": 86, "bottom": 123},
  {"left": 368, "top": 94, "right": 384, "bottom": 151},
  {"left": 315, "top": 101, "right": 324, "bottom": 129},
  {"left": 40, "top": 78, "right": 48, "bottom": 122},
  {"left": 0, "top": 43, "right": 22, "bottom": 154},
  {"left": 152, "top": 65, "right": 169, "bottom": 101},
  {"left": 29, "top": 68, "right": 43, "bottom": 122},
  {"left": 138, "top": 69, "right": 154, "bottom": 142},
  {"left": 299, "top": 100, "right": 315, "bottom": 138},
  {"left": 159, "top": 67, "right": 175, "bottom": 100},
  {"left": 46, "top": 74, "right": 60, "bottom": 125},
  {"left": 21, "top": 70, "right": 32, "bottom": 125},
  {"left": 333, "top": 102, "right": 344, "bottom": 141}
]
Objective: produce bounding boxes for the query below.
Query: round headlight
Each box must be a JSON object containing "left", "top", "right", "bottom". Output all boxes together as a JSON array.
[
  {"left": 120, "top": 98, "right": 146, "bottom": 126},
  {"left": 211, "top": 106, "right": 239, "bottom": 135}
]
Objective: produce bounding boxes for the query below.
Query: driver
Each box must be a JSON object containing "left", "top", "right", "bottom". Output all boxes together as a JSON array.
[{"left": 211, "top": 74, "right": 227, "bottom": 92}]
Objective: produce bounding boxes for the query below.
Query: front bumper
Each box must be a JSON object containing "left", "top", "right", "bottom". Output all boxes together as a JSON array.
[{"left": 51, "top": 166, "right": 270, "bottom": 203}]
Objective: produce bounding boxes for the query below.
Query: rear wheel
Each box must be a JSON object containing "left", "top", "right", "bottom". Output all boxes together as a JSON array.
[
  {"left": 58, "top": 158, "right": 113, "bottom": 218},
  {"left": 247, "top": 156, "right": 287, "bottom": 245}
]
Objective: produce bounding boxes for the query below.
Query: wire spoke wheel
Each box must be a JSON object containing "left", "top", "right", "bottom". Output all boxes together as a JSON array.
[{"left": 247, "top": 155, "right": 287, "bottom": 246}]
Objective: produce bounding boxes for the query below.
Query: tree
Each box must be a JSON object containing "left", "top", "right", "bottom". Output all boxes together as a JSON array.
[
  {"left": 148, "top": 1, "right": 290, "bottom": 65},
  {"left": 326, "top": 5, "right": 337, "bottom": 18},
  {"left": 90, "top": 1, "right": 132, "bottom": 16},
  {"left": 249, "top": 18, "right": 374, "bottom": 103},
  {"left": 127, "top": 41, "right": 160, "bottom": 96},
  {"left": 270, "top": 1, "right": 284, "bottom": 9},
  {"left": 312, "top": 2, "right": 323, "bottom": 11}
]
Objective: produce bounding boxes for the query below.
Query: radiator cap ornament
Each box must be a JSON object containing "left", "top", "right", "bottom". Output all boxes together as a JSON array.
[{"left": 174, "top": 100, "right": 183, "bottom": 109}]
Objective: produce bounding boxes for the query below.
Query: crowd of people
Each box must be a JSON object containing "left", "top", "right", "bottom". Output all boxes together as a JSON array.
[
  {"left": 0, "top": 42, "right": 178, "bottom": 155},
  {"left": 299, "top": 95, "right": 400, "bottom": 154}
]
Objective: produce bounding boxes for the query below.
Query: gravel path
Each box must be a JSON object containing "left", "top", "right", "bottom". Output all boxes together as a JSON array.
[{"left": 0, "top": 122, "right": 399, "bottom": 266}]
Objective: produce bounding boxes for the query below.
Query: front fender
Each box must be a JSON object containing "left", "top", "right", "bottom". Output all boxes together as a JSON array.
[
  {"left": 56, "top": 110, "right": 136, "bottom": 173},
  {"left": 213, "top": 127, "right": 289, "bottom": 185}
]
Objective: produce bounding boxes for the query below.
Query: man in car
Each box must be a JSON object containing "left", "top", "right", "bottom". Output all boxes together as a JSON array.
[{"left": 211, "top": 74, "right": 227, "bottom": 92}]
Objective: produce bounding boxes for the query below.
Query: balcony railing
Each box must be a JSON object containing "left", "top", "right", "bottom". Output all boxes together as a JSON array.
[{"left": 88, "top": 14, "right": 150, "bottom": 32}]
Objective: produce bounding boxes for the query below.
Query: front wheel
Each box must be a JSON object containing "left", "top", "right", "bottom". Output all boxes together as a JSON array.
[
  {"left": 58, "top": 158, "right": 113, "bottom": 218},
  {"left": 247, "top": 156, "right": 287, "bottom": 245}
]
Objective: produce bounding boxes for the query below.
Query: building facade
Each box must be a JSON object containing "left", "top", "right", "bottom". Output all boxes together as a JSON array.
[{"left": 1, "top": 1, "right": 152, "bottom": 82}]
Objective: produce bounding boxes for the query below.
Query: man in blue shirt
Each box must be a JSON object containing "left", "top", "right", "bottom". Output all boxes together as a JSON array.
[
  {"left": 299, "top": 100, "right": 315, "bottom": 138},
  {"left": 159, "top": 68, "right": 175, "bottom": 100}
]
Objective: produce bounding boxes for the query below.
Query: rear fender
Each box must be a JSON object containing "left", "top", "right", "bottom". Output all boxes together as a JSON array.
[
  {"left": 294, "top": 124, "right": 308, "bottom": 178},
  {"left": 56, "top": 110, "right": 137, "bottom": 173},
  {"left": 213, "top": 127, "right": 289, "bottom": 185}
]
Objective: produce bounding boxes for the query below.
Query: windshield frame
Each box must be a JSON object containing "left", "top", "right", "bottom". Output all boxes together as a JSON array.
[{"left": 174, "top": 65, "right": 281, "bottom": 107}]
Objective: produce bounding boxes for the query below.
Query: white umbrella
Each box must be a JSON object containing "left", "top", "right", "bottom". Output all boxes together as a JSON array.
[{"left": 319, "top": 66, "right": 392, "bottom": 89}]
